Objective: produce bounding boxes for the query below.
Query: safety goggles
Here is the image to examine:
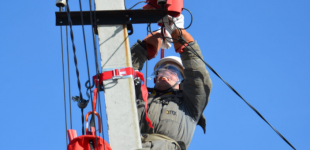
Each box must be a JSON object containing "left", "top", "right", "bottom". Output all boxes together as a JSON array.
[{"left": 148, "top": 64, "right": 183, "bottom": 83}]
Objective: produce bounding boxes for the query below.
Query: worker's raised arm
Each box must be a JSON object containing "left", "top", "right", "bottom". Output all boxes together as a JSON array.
[
  {"left": 130, "top": 32, "right": 162, "bottom": 99},
  {"left": 130, "top": 32, "right": 162, "bottom": 71},
  {"left": 173, "top": 29, "right": 213, "bottom": 122}
]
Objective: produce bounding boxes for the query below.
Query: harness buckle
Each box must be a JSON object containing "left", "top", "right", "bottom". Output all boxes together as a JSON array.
[{"left": 111, "top": 68, "right": 133, "bottom": 80}]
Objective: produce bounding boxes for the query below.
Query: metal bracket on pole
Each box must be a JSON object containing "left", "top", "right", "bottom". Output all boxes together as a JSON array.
[{"left": 55, "top": 9, "right": 168, "bottom": 26}]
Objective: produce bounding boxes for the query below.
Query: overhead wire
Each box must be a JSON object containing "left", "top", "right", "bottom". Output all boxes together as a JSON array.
[
  {"left": 65, "top": 6, "right": 73, "bottom": 130},
  {"left": 78, "top": 0, "right": 93, "bottom": 90},
  {"left": 65, "top": 0, "right": 83, "bottom": 100},
  {"left": 77, "top": 0, "right": 94, "bottom": 136},
  {"left": 149, "top": 6, "right": 296, "bottom": 149},
  {"left": 76, "top": 1, "right": 100, "bottom": 149},
  {"left": 65, "top": 0, "right": 86, "bottom": 136},
  {"left": 59, "top": 1, "right": 295, "bottom": 149},
  {"left": 168, "top": 15, "right": 296, "bottom": 150},
  {"left": 59, "top": 6, "right": 68, "bottom": 145},
  {"left": 88, "top": 0, "right": 106, "bottom": 149},
  {"left": 128, "top": 1, "right": 146, "bottom": 10},
  {"left": 183, "top": 40, "right": 296, "bottom": 150}
]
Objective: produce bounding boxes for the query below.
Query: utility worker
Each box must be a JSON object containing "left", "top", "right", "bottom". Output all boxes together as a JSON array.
[{"left": 130, "top": 14, "right": 212, "bottom": 150}]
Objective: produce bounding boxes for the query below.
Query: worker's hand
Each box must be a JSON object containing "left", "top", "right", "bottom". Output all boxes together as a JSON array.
[
  {"left": 165, "top": 14, "right": 185, "bottom": 34},
  {"left": 142, "top": 32, "right": 162, "bottom": 60},
  {"left": 172, "top": 29, "right": 194, "bottom": 53},
  {"left": 157, "top": 14, "right": 185, "bottom": 49}
]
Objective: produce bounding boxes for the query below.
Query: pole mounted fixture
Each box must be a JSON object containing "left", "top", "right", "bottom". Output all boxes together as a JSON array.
[
  {"left": 145, "top": 0, "right": 183, "bottom": 17},
  {"left": 56, "top": 0, "right": 66, "bottom": 8},
  {"left": 55, "top": 9, "right": 168, "bottom": 26}
]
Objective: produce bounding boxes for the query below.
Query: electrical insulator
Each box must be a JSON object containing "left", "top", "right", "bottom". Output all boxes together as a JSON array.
[{"left": 56, "top": 0, "right": 66, "bottom": 7}]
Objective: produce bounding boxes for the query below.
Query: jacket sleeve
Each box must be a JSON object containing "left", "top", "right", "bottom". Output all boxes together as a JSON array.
[
  {"left": 130, "top": 40, "right": 148, "bottom": 99},
  {"left": 180, "top": 41, "right": 212, "bottom": 122},
  {"left": 130, "top": 40, "right": 148, "bottom": 71}
]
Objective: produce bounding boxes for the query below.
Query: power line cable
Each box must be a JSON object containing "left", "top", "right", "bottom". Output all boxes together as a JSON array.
[
  {"left": 77, "top": 0, "right": 97, "bottom": 138},
  {"left": 88, "top": 0, "right": 106, "bottom": 149},
  {"left": 169, "top": 23, "right": 297, "bottom": 149},
  {"left": 184, "top": 41, "right": 296, "bottom": 150},
  {"left": 75, "top": 0, "right": 100, "bottom": 149},
  {"left": 128, "top": 1, "right": 146, "bottom": 10},
  {"left": 65, "top": 6, "right": 73, "bottom": 130},
  {"left": 153, "top": 11, "right": 296, "bottom": 149},
  {"left": 65, "top": 0, "right": 85, "bottom": 135},
  {"left": 59, "top": 6, "right": 68, "bottom": 145}
]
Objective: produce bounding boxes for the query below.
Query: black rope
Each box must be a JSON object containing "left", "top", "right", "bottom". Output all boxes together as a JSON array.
[
  {"left": 65, "top": 0, "right": 85, "bottom": 135},
  {"left": 81, "top": 108, "right": 85, "bottom": 135},
  {"left": 65, "top": 0, "right": 83, "bottom": 100},
  {"left": 59, "top": 7, "right": 68, "bottom": 145}
]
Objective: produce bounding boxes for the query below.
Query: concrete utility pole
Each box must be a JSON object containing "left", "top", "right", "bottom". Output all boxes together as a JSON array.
[{"left": 94, "top": 0, "right": 142, "bottom": 150}]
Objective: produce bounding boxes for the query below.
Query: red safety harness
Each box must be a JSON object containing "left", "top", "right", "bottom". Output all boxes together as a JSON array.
[
  {"left": 67, "top": 67, "right": 154, "bottom": 150},
  {"left": 92, "top": 67, "right": 153, "bottom": 129}
]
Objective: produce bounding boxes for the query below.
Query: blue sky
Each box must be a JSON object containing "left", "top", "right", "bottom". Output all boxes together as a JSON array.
[{"left": 0, "top": 0, "right": 309, "bottom": 150}]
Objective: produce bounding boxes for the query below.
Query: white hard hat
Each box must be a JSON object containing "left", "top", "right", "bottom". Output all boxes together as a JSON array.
[{"left": 154, "top": 56, "right": 184, "bottom": 77}]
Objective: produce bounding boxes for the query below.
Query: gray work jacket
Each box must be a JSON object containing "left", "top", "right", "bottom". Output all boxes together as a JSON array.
[{"left": 133, "top": 41, "right": 212, "bottom": 150}]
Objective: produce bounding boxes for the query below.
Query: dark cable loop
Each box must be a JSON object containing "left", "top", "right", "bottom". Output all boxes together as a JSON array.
[
  {"left": 182, "top": 8, "right": 193, "bottom": 29},
  {"left": 60, "top": 6, "right": 68, "bottom": 145},
  {"left": 128, "top": 1, "right": 146, "bottom": 10}
]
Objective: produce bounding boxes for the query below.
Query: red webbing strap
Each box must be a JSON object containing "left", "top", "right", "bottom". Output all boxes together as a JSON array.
[
  {"left": 92, "top": 67, "right": 135, "bottom": 87},
  {"left": 160, "top": 28, "right": 166, "bottom": 59},
  {"left": 135, "top": 71, "right": 154, "bottom": 129},
  {"left": 92, "top": 67, "right": 135, "bottom": 111},
  {"left": 91, "top": 68, "right": 153, "bottom": 129},
  {"left": 161, "top": 49, "right": 165, "bottom": 59},
  {"left": 92, "top": 88, "right": 97, "bottom": 111}
]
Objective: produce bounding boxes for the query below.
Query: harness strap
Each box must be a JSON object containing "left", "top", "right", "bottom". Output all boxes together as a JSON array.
[
  {"left": 91, "top": 67, "right": 154, "bottom": 129},
  {"left": 141, "top": 133, "right": 181, "bottom": 150},
  {"left": 135, "top": 71, "right": 154, "bottom": 129},
  {"left": 91, "top": 67, "right": 135, "bottom": 111}
]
